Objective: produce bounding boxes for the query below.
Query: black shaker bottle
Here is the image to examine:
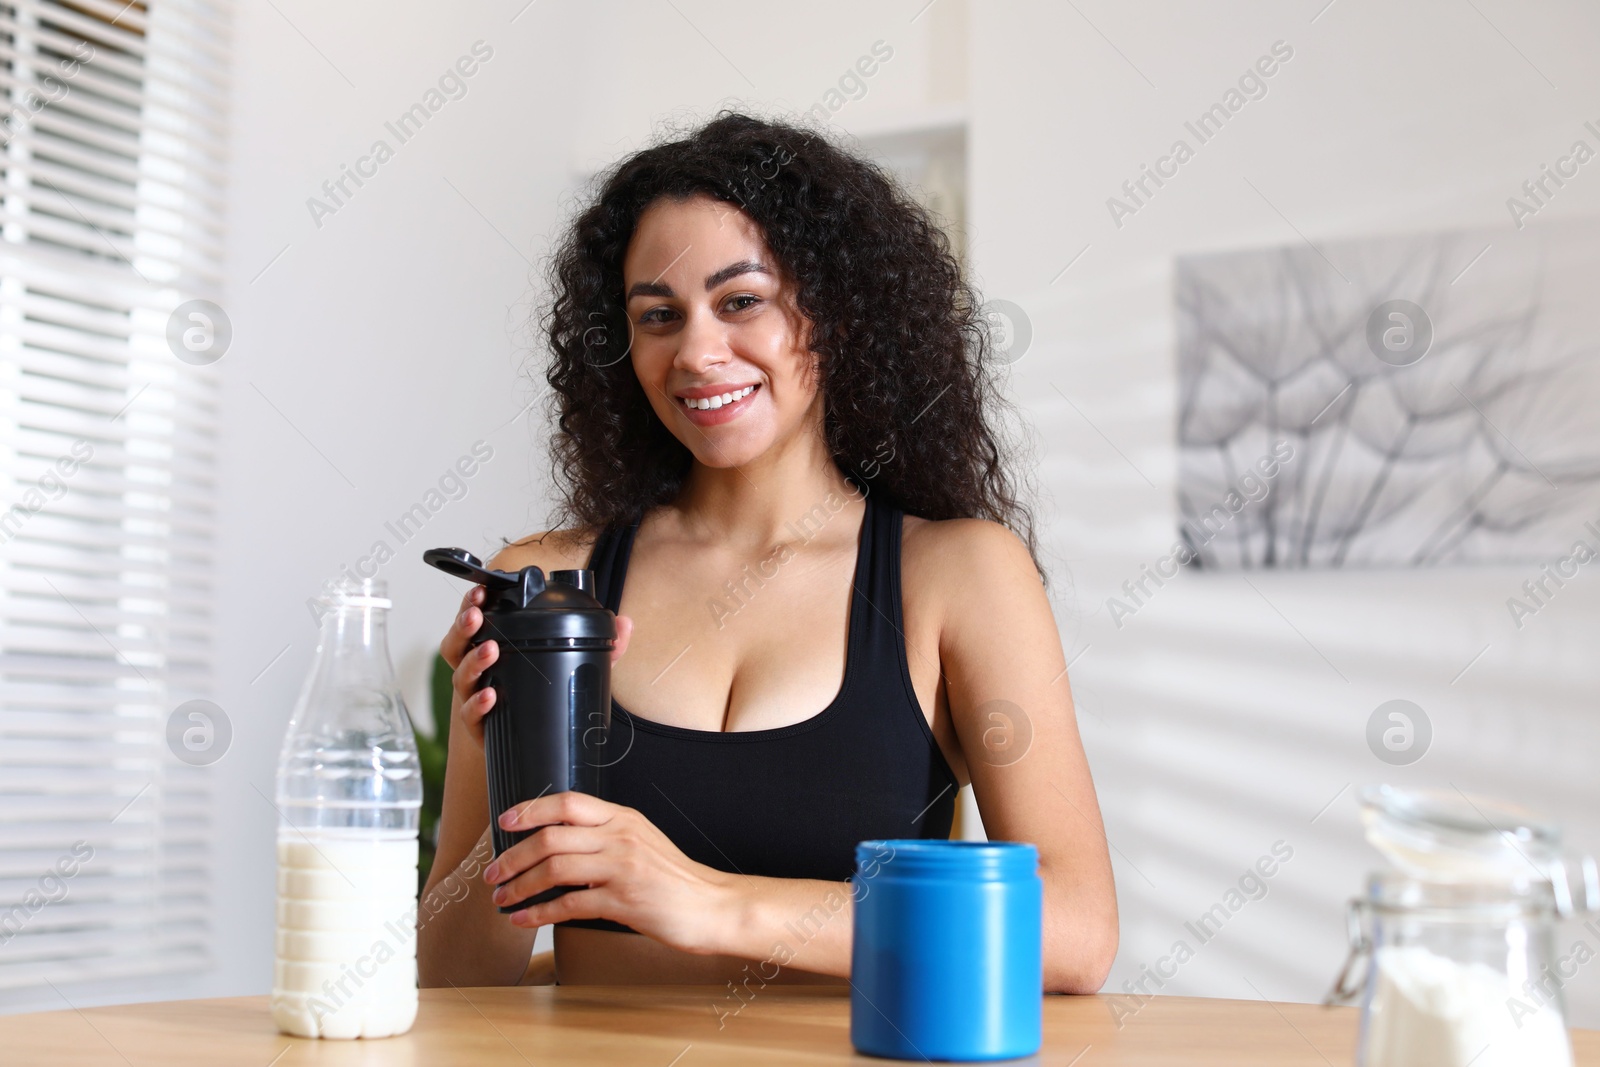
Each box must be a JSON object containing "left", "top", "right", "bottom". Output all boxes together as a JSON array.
[{"left": 423, "top": 547, "right": 616, "bottom": 912}]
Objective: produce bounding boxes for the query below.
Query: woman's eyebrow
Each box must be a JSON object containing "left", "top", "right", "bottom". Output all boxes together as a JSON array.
[
  {"left": 704, "top": 259, "right": 770, "bottom": 290},
  {"left": 626, "top": 259, "right": 771, "bottom": 301}
]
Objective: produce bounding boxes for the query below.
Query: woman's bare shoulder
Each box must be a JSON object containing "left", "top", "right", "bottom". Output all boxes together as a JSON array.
[
  {"left": 896, "top": 515, "right": 1044, "bottom": 687},
  {"left": 901, "top": 513, "right": 1042, "bottom": 609},
  {"left": 902, "top": 514, "right": 1036, "bottom": 573},
  {"left": 485, "top": 526, "right": 601, "bottom": 574}
]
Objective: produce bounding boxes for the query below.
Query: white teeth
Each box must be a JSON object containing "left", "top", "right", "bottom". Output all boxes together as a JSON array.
[{"left": 682, "top": 385, "right": 755, "bottom": 410}]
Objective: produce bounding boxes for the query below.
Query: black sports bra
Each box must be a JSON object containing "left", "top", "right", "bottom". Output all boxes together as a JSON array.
[{"left": 556, "top": 488, "right": 959, "bottom": 934}]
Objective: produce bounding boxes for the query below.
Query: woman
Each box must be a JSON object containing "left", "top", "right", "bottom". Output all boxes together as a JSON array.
[{"left": 417, "top": 112, "right": 1117, "bottom": 992}]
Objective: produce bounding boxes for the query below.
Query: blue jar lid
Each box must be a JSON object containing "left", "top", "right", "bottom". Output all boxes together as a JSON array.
[{"left": 855, "top": 839, "right": 1038, "bottom": 881}]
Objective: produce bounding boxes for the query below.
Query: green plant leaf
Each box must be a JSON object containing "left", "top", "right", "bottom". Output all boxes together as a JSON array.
[{"left": 415, "top": 651, "right": 455, "bottom": 892}]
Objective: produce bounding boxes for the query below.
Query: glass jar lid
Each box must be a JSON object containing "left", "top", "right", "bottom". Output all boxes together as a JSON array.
[{"left": 1359, "top": 785, "right": 1561, "bottom": 886}]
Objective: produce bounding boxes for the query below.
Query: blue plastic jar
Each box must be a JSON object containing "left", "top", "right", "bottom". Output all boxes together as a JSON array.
[{"left": 850, "top": 839, "right": 1042, "bottom": 1061}]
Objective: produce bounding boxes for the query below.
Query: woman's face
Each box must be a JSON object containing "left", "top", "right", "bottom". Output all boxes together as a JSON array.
[{"left": 622, "top": 194, "right": 819, "bottom": 469}]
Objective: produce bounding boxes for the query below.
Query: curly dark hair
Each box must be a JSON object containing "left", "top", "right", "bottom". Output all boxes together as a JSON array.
[{"left": 536, "top": 109, "right": 1040, "bottom": 573}]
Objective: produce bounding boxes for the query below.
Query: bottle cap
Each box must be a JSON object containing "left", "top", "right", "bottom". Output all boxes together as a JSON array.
[{"left": 316, "top": 576, "right": 392, "bottom": 610}]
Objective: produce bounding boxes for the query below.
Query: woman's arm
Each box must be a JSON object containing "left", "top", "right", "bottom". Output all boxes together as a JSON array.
[{"left": 923, "top": 518, "right": 1119, "bottom": 993}]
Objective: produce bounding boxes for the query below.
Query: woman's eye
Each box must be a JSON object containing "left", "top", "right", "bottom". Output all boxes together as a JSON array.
[{"left": 639, "top": 296, "right": 757, "bottom": 324}]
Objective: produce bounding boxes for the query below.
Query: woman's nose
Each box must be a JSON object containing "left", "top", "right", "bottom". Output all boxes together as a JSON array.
[{"left": 673, "top": 308, "right": 732, "bottom": 373}]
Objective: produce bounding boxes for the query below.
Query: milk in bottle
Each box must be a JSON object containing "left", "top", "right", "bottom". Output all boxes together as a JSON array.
[{"left": 272, "top": 577, "right": 422, "bottom": 1039}]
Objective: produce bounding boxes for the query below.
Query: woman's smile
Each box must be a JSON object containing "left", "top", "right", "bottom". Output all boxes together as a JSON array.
[{"left": 674, "top": 382, "right": 761, "bottom": 426}]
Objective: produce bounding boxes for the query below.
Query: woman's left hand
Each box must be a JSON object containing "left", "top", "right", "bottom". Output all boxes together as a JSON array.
[{"left": 482, "top": 790, "right": 737, "bottom": 954}]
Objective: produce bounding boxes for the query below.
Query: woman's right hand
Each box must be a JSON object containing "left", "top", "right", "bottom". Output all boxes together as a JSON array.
[
  {"left": 439, "top": 581, "right": 635, "bottom": 751},
  {"left": 441, "top": 584, "right": 497, "bottom": 750}
]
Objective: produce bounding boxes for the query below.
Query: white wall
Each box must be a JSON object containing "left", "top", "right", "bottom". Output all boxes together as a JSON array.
[{"left": 13, "top": 0, "right": 1598, "bottom": 1029}]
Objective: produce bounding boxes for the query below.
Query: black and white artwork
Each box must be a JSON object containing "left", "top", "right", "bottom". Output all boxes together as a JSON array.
[{"left": 1175, "top": 219, "right": 1600, "bottom": 568}]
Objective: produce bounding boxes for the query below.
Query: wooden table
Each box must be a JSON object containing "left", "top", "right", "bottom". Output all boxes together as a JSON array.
[{"left": 4, "top": 986, "right": 1598, "bottom": 1065}]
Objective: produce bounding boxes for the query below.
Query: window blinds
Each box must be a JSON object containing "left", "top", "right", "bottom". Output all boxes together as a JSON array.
[{"left": 0, "top": 0, "right": 228, "bottom": 991}]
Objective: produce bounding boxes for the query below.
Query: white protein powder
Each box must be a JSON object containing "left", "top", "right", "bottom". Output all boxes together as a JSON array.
[
  {"left": 271, "top": 831, "right": 420, "bottom": 1039},
  {"left": 1364, "top": 944, "right": 1572, "bottom": 1067}
]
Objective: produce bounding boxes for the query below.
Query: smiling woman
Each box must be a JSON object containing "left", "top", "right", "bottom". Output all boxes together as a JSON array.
[{"left": 415, "top": 111, "right": 1118, "bottom": 994}]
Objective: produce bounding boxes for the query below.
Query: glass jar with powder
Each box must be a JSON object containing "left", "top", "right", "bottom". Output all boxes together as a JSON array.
[
  {"left": 1327, "top": 786, "right": 1599, "bottom": 1067},
  {"left": 1351, "top": 872, "right": 1571, "bottom": 1066}
]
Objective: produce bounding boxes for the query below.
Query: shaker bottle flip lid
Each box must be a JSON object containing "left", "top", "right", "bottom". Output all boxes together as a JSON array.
[
  {"left": 423, "top": 546, "right": 546, "bottom": 608},
  {"left": 423, "top": 547, "right": 615, "bottom": 644}
]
